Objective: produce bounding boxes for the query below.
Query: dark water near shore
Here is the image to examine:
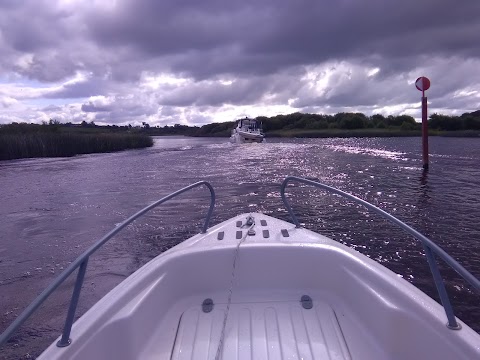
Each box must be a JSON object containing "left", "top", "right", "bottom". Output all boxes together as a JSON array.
[{"left": 1, "top": 136, "right": 479, "bottom": 359}]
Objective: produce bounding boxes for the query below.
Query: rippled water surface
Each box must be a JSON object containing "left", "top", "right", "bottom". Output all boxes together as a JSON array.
[{"left": 1, "top": 136, "right": 480, "bottom": 358}]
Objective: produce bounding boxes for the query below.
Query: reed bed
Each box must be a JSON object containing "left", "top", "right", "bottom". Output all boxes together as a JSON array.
[{"left": 0, "top": 132, "right": 153, "bottom": 160}]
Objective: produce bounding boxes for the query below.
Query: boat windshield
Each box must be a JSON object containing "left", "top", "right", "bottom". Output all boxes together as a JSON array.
[{"left": 239, "top": 119, "right": 262, "bottom": 131}]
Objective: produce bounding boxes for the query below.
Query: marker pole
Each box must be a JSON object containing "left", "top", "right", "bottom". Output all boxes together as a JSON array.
[{"left": 422, "top": 90, "right": 429, "bottom": 170}]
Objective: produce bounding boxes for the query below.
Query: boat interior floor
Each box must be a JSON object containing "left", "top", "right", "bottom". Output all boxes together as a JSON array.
[{"left": 170, "top": 298, "right": 352, "bottom": 360}]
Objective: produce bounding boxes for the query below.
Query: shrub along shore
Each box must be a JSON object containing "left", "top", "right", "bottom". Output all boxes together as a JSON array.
[
  {"left": 2, "top": 110, "right": 479, "bottom": 160},
  {"left": 144, "top": 110, "right": 480, "bottom": 138},
  {"left": 0, "top": 123, "right": 153, "bottom": 161},
  {"left": 265, "top": 128, "right": 480, "bottom": 138}
]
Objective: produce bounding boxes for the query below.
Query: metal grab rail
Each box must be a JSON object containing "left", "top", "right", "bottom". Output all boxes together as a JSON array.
[
  {"left": 0, "top": 181, "right": 215, "bottom": 348},
  {"left": 280, "top": 176, "right": 480, "bottom": 330}
]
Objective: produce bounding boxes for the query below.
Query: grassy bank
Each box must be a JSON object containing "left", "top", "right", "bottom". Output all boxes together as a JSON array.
[
  {"left": 0, "top": 132, "right": 153, "bottom": 160},
  {"left": 266, "top": 128, "right": 480, "bottom": 138},
  {"left": 267, "top": 129, "right": 421, "bottom": 138}
]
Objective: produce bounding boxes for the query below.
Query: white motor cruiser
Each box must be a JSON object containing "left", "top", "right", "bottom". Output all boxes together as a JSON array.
[{"left": 230, "top": 117, "right": 265, "bottom": 143}]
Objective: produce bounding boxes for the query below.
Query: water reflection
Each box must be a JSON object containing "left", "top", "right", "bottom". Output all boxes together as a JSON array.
[{"left": 418, "top": 169, "right": 431, "bottom": 202}]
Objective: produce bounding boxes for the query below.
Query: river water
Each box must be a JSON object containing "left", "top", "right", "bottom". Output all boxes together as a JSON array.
[{"left": 1, "top": 136, "right": 479, "bottom": 358}]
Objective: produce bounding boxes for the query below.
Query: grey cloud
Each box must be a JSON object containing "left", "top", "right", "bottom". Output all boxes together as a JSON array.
[
  {"left": 0, "top": 1, "right": 98, "bottom": 83},
  {"left": 291, "top": 56, "right": 480, "bottom": 111},
  {"left": 154, "top": 106, "right": 184, "bottom": 126},
  {"left": 81, "top": 94, "right": 159, "bottom": 124},
  {"left": 86, "top": 2, "right": 258, "bottom": 55},
  {"left": 13, "top": 54, "right": 80, "bottom": 83},
  {"left": 93, "top": 107, "right": 155, "bottom": 124},
  {"left": 184, "top": 112, "right": 211, "bottom": 125},
  {"left": 0, "top": 0, "right": 479, "bottom": 125},
  {"left": 0, "top": 1, "right": 67, "bottom": 53},
  {"left": 158, "top": 78, "right": 269, "bottom": 107},
  {"left": 85, "top": 0, "right": 480, "bottom": 80},
  {"left": 247, "top": 0, "right": 480, "bottom": 61},
  {"left": 4, "top": 0, "right": 480, "bottom": 84},
  {"left": 81, "top": 103, "right": 112, "bottom": 113},
  {"left": 156, "top": 69, "right": 308, "bottom": 108},
  {"left": 41, "top": 104, "right": 62, "bottom": 112},
  {"left": 160, "top": 106, "right": 180, "bottom": 117}
]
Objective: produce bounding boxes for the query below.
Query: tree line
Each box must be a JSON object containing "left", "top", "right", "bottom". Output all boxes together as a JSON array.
[
  {"left": 191, "top": 110, "right": 480, "bottom": 136},
  {"left": 1, "top": 110, "right": 479, "bottom": 139}
]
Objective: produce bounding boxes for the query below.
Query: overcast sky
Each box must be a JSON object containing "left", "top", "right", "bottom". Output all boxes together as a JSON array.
[{"left": 0, "top": 0, "right": 479, "bottom": 126}]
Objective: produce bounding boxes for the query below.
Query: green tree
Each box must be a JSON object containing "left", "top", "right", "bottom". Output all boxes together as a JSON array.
[
  {"left": 370, "top": 114, "right": 385, "bottom": 126},
  {"left": 400, "top": 121, "right": 414, "bottom": 130},
  {"left": 376, "top": 121, "right": 386, "bottom": 129},
  {"left": 339, "top": 114, "right": 366, "bottom": 129},
  {"left": 462, "top": 116, "right": 480, "bottom": 130}
]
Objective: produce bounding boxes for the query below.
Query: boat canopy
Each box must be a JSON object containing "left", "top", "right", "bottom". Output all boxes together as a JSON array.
[{"left": 239, "top": 118, "right": 262, "bottom": 130}]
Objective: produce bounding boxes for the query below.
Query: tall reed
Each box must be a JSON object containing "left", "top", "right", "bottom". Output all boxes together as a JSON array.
[{"left": 0, "top": 132, "right": 153, "bottom": 160}]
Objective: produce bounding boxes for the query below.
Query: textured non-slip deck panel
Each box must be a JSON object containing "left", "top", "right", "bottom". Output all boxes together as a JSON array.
[{"left": 171, "top": 300, "right": 351, "bottom": 360}]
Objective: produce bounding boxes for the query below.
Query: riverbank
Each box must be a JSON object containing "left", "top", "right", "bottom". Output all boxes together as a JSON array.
[
  {"left": 0, "top": 131, "right": 153, "bottom": 161},
  {"left": 265, "top": 129, "right": 480, "bottom": 138}
]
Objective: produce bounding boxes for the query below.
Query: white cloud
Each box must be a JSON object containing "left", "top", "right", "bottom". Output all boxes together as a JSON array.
[
  {"left": 0, "top": 0, "right": 478, "bottom": 126},
  {"left": 1, "top": 96, "right": 19, "bottom": 108}
]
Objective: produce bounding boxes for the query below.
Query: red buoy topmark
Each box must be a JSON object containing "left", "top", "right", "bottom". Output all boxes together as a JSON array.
[{"left": 415, "top": 77, "right": 431, "bottom": 92}]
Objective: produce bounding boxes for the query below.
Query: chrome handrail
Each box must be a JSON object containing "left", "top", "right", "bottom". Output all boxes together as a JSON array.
[
  {"left": 0, "top": 181, "right": 215, "bottom": 348},
  {"left": 280, "top": 176, "right": 480, "bottom": 330}
]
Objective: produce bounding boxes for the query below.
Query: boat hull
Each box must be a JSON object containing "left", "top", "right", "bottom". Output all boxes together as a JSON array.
[
  {"left": 230, "top": 131, "right": 264, "bottom": 143},
  {"left": 37, "top": 213, "right": 480, "bottom": 360}
]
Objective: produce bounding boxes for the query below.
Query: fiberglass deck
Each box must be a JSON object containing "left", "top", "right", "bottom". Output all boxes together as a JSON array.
[{"left": 171, "top": 300, "right": 351, "bottom": 360}]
